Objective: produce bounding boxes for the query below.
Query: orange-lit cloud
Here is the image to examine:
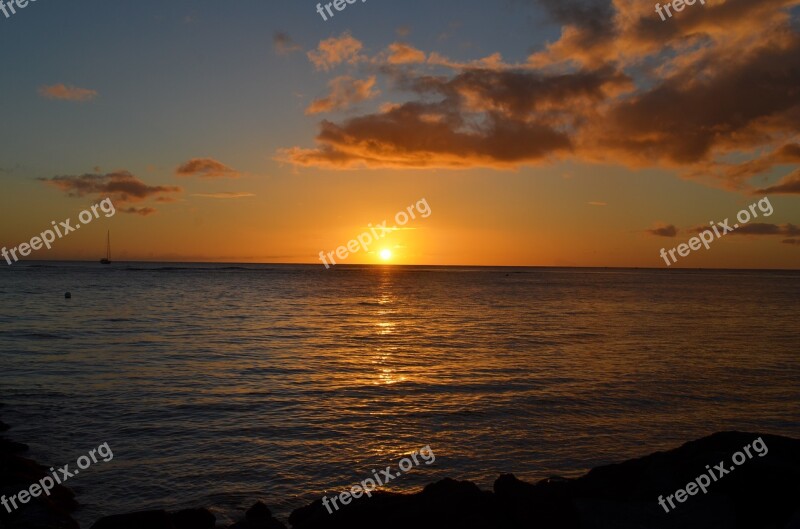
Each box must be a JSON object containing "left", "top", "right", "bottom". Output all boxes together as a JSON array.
[
  {"left": 40, "top": 171, "right": 181, "bottom": 211},
  {"left": 280, "top": 101, "right": 573, "bottom": 169},
  {"left": 282, "top": 65, "right": 625, "bottom": 168},
  {"left": 281, "top": 0, "right": 800, "bottom": 196},
  {"left": 306, "top": 76, "right": 379, "bottom": 115},
  {"left": 176, "top": 158, "right": 240, "bottom": 178},
  {"left": 38, "top": 83, "right": 98, "bottom": 102},
  {"left": 386, "top": 43, "right": 426, "bottom": 65},
  {"left": 191, "top": 192, "right": 255, "bottom": 199},
  {"left": 756, "top": 169, "right": 800, "bottom": 194},
  {"left": 307, "top": 32, "right": 364, "bottom": 71}
]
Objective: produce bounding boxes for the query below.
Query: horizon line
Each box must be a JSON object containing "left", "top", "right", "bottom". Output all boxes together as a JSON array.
[{"left": 6, "top": 259, "right": 799, "bottom": 272}]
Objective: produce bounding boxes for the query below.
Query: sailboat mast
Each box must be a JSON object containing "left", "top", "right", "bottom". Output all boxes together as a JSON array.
[{"left": 107, "top": 230, "right": 111, "bottom": 261}]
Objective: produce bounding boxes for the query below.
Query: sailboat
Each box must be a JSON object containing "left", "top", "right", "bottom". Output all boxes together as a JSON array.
[{"left": 100, "top": 230, "right": 111, "bottom": 264}]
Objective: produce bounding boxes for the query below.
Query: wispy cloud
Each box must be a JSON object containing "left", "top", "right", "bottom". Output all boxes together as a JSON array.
[
  {"left": 307, "top": 32, "right": 364, "bottom": 71},
  {"left": 755, "top": 169, "right": 800, "bottom": 194},
  {"left": 306, "top": 76, "right": 379, "bottom": 115},
  {"left": 176, "top": 158, "right": 240, "bottom": 179},
  {"left": 647, "top": 224, "right": 678, "bottom": 237},
  {"left": 274, "top": 32, "right": 302, "bottom": 55},
  {"left": 191, "top": 192, "right": 255, "bottom": 199},
  {"left": 40, "top": 170, "right": 181, "bottom": 213},
  {"left": 123, "top": 206, "right": 157, "bottom": 216},
  {"left": 38, "top": 83, "right": 97, "bottom": 102},
  {"left": 689, "top": 223, "right": 800, "bottom": 236}
]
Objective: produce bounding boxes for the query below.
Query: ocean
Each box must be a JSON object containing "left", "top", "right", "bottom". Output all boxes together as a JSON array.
[{"left": 1, "top": 262, "right": 798, "bottom": 526}]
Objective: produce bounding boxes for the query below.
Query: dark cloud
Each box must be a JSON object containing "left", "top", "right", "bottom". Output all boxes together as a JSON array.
[
  {"left": 647, "top": 224, "right": 678, "bottom": 237},
  {"left": 533, "top": 0, "right": 616, "bottom": 49},
  {"left": 756, "top": 169, "right": 800, "bottom": 194},
  {"left": 122, "top": 207, "right": 157, "bottom": 216},
  {"left": 273, "top": 32, "right": 302, "bottom": 55},
  {"left": 691, "top": 223, "right": 800, "bottom": 236},
  {"left": 40, "top": 171, "right": 181, "bottom": 207},
  {"left": 176, "top": 158, "right": 240, "bottom": 178},
  {"left": 282, "top": 0, "right": 800, "bottom": 187},
  {"left": 282, "top": 66, "right": 629, "bottom": 168},
  {"left": 592, "top": 36, "right": 800, "bottom": 166},
  {"left": 282, "top": 100, "right": 573, "bottom": 169}
]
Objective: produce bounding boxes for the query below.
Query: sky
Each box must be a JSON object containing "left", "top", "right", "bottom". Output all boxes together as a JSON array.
[{"left": 0, "top": 0, "right": 798, "bottom": 268}]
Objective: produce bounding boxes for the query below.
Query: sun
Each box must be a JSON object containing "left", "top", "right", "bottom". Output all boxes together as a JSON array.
[{"left": 379, "top": 249, "right": 392, "bottom": 261}]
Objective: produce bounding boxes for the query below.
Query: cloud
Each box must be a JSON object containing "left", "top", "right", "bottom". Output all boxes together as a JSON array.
[
  {"left": 783, "top": 238, "right": 800, "bottom": 245},
  {"left": 756, "top": 169, "right": 800, "bottom": 194},
  {"left": 38, "top": 83, "right": 97, "bottom": 102},
  {"left": 282, "top": 1, "right": 800, "bottom": 184},
  {"left": 191, "top": 192, "right": 255, "bottom": 199},
  {"left": 274, "top": 32, "right": 302, "bottom": 55},
  {"left": 176, "top": 158, "right": 240, "bottom": 178},
  {"left": 280, "top": 100, "right": 573, "bottom": 169},
  {"left": 281, "top": 66, "right": 629, "bottom": 168},
  {"left": 733, "top": 223, "right": 800, "bottom": 236},
  {"left": 646, "top": 224, "right": 678, "bottom": 237},
  {"left": 306, "top": 76, "right": 380, "bottom": 115},
  {"left": 122, "top": 207, "right": 157, "bottom": 216},
  {"left": 307, "top": 32, "right": 364, "bottom": 71},
  {"left": 588, "top": 201, "right": 607, "bottom": 206},
  {"left": 689, "top": 222, "right": 800, "bottom": 236},
  {"left": 396, "top": 26, "right": 411, "bottom": 37},
  {"left": 386, "top": 43, "right": 426, "bottom": 65},
  {"left": 40, "top": 171, "right": 181, "bottom": 207}
]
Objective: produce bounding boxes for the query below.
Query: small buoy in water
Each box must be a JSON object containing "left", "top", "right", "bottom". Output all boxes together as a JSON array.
[{"left": 65, "top": 292, "right": 71, "bottom": 299}]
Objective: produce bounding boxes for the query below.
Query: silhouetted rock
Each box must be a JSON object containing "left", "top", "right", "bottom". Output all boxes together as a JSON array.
[
  {"left": 289, "top": 478, "right": 497, "bottom": 529},
  {"left": 3, "top": 404, "right": 799, "bottom": 529},
  {"left": 0, "top": 407, "right": 79, "bottom": 529},
  {"left": 229, "top": 501, "right": 286, "bottom": 529},
  {"left": 0, "top": 439, "right": 28, "bottom": 454},
  {"left": 90, "top": 510, "right": 173, "bottom": 529},
  {"left": 170, "top": 507, "right": 216, "bottom": 529},
  {"left": 568, "top": 431, "right": 800, "bottom": 528},
  {"left": 288, "top": 432, "right": 800, "bottom": 529},
  {"left": 494, "top": 473, "right": 579, "bottom": 528},
  {"left": 0, "top": 420, "right": 10, "bottom": 432}
]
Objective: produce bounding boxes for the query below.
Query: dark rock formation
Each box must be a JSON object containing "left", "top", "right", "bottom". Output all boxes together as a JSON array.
[
  {"left": 89, "top": 510, "right": 173, "bottom": 529},
  {"left": 289, "top": 478, "right": 497, "bottom": 529},
  {"left": 171, "top": 507, "right": 216, "bottom": 529},
  {"left": 229, "top": 501, "right": 286, "bottom": 529},
  {"left": 0, "top": 413, "right": 79, "bottom": 529},
  {"left": 2, "top": 404, "right": 798, "bottom": 529},
  {"left": 89, "top": 508, "right": 216, "bottom": 529},
  {"left": 287, "top": 431, "right": 800, "bottom": 529}
]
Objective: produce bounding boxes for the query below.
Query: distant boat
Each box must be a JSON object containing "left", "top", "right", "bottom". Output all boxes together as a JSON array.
[{"left": 100, "top": 230, "right": 111, "bottom": 264}]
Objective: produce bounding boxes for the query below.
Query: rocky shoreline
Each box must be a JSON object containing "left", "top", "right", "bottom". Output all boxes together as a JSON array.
[{"left": 2, "top": 405, "right": 798, "bottom": 529}]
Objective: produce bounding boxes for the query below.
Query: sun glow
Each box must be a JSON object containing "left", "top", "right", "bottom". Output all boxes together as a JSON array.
[{"left": 379, "top": 249, "right": 392, "bottom": 261}]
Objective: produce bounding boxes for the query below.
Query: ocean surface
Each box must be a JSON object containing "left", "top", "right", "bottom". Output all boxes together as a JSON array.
[{"left": 1, "top": 262, "right": 799, "bottom": 526}]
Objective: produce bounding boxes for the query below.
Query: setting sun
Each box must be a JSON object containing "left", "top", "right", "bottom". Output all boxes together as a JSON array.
[{"left": 379, "top": 249, "right": 392, "bottom": 261}]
